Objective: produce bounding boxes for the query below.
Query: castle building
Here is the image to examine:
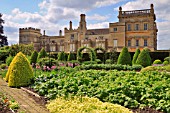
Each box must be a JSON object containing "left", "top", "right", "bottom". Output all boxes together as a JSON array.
[{"left": 19, "top": 4, "right": 158, "bottom": 53}]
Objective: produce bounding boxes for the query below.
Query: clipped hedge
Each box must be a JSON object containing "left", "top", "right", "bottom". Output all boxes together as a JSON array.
[
  {"left": 153, "top": 59, "right": 162, "bottom": 64},
  {"left": 82, "top": 61, "right": 97, "bottom": 65},
  {"left": 136, "top": 49, "right": 151, "bottom": 67},
  {"left": 38, "top": 48, "right": 47, "bottom": 59},
  {"left": 106, "top": 59, "right": 112, "bottom": 64},
  {"left": 164, "top": 57, "right": 170, "bottom": 62},
  {"left": 47, "top": 96, "right": 132, "bottom": 113},
  {"left": 58, "top": 51, "right": 66, "bottom": 61},
  {"left": 38, "top": 57, "right": 58, "bottom": 67},
  {"left": 0, "top": 64, "right": 7, "bottom": 69},
  {"left": 77, "top": 47, "right": 96, "bottom": 62},
  {"left": 140, "top": 66, "right": 165, "bottom": 72},
  {"left": 5, "top": 52, "right": 33, "bottom": 87},
  {"left": 117, "top": 47, "right": 131, "bottom": 65},
  {"left": 76, "top": 64, "right": 142, "bottom": 71},
  {"left": 30, "top": 50, "right": 38, "bottom": 65},
  {"left": 67, "top": 52, "right": 75, "bottom": 61},
  {"left": 132, "top": 49, "right": 140, "bottom": 65},
  {"left": 163, "top": 60, "right": 169, "bottom": 65}
]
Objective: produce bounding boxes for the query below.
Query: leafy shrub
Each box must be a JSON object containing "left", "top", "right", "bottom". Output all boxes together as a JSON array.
[
  {"left": 38, "top": 48, "right": 47, "bottom": 59},
  {"left": 6, "top": 55, "right": 14, "bottom": 66},
  {"left": 106, "top": 59, "right": 112, "bottom": 64},
  {"left": 95, "top": 59, "right": 102, "bottom": 64},
  {"left": 0, "top": 64, "right": 7, "bottom": 69},
  {"left": 67, "top": 52, "right": 75, "bottom": 61},
  {"left": 68, "top": 60, "right": 79, "bottom": 64},
  {"left": 82, "top": 61, "right": 97, "bottom": 65},
  {"left": 132, "top": 49, "right": 140, "bottom": 65},
  {"left": 58, "top": 51, "right": 66, "bottom": 61},
  {"left": 30, "top": 51, "right": 38, "bottom": 65},
  {"left": 153, "top": 59, "right": 162, "bottom": 64},
  {"left": 163, "top": 60, "right": 169, "bottom": 65},
  {"left": 5, "top": 52, "right": 34, "bottom": 87},
  {"left": 76, "top": 64, "right": 142, "bottom": 71},
  {"left": 38, "top": 57, "right": 58, "bottom": 67},
  {"left": 47, "top": 96, "right": 132, "bottom": 113},
  {"left": 164, "top": 57, "right": 170, "bottom": 62},
  {"left": 136, "top": 49, "right": 151, "bottom": 67},
  {"left": 9, "top": 44, "right": 34, "bottom": 56},
  {"left": 26, "top": 55, "right": 31, "bottom": 63},
  {"left": 117, "top": 47, "right": 132, "bottom": 65},
  {"left": 140, "top": 66, "right": 165, "bottom": 72},
  {"left": 164, "top": 65, "right": 170, "bottom": 72},
  {"left": 33, "top": 70, "right": 170, "bottom": 112},
  {"left": 0, "top": 69, "right": 7, "bottom": 78}
]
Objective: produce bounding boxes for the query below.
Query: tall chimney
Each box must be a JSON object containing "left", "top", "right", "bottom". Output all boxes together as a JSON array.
[
  {"left": 69, "top": 21, "right": 72, "bottom": 30},
  {"left": 59, "top": 30, "right": 62, "bottom": 36},
  {"left": 80, "top": 14, "right": 86, "bottom": 22},
  {"left": 150, "top": 4, "right": 154, "bottom": 14},
  {"left": 43, "top": 30, "right": 45, "bottom": 36}
]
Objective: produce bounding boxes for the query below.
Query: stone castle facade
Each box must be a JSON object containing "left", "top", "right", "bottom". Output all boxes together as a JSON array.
[{"left": 19, "top": 4, "right": 158, "bottom": 53}]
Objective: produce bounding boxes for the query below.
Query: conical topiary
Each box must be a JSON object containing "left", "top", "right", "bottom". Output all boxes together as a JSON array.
[
  {"left": 136, "top": 49, "right": 151, "bottom": 67},
  {"left": 132, "top": 48, "right": 140, "bottom": 65},
  {"left": 5, "top": 52, "right": 33, "bottom": 87},
  {"left": 117, "top": 47, "right": 132, "bottom": 65},
  {"left": 58, "top": 51, "right": 65, "bottom": 61},
  {"left": 67, "top": 52, "right": 75, "bottom": 61},
  {"left": 30, "top": 50, "right": 38, "bottom": 65},
  {"left": 38, "top": 47, "right": 47, "bottom": 59}
]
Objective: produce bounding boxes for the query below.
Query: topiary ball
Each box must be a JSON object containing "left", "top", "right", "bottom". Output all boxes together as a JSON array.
[
  {"left": 153, "top": 59, "right": 162, "bottom": 64},
  {"left": 163, "top": 60, "right": 169, "bottom": 65},
  {"left": 5, "top": 52, "right": 33, "bottom": 87}
]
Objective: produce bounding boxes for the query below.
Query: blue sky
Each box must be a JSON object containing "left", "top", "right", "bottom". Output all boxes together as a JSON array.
[{"left": 1, "top": 0, "right": 170, "bottom": 50}]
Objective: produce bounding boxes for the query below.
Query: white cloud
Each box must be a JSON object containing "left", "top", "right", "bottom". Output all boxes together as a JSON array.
[
  {"left": 87, "top": 22, "right": 109, "bottom": 29},
  {"left": 87, "top": 14, "right": 110, "bottom": 21},
  {"left": 95, "top": 0, "right": 123, "bottom": 7}
]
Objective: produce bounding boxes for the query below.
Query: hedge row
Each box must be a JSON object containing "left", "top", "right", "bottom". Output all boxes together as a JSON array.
[{"left": 76, "top": 64, "right": 142, "bottom": 71}]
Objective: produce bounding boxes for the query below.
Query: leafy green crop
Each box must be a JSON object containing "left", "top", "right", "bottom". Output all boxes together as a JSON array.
[{"left": 32, "top": 69, "right": 170, "bottom": 112}]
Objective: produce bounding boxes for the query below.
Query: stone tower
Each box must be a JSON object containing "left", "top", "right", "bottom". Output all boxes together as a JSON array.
[{"left": 19, "top": 27, "right": 42, "bottom": 51}]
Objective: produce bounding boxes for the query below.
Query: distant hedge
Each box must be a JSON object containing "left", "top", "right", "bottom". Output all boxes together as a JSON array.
[{"left": 76, "top": 64, "right": 142, "bottom": 71}]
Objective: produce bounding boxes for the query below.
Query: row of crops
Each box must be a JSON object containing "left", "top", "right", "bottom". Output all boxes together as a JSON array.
[{"left": 32, "top": 68, "right": 170, "bottom": 112}]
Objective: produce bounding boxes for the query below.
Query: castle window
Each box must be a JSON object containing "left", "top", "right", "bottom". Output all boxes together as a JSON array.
[
  {"left": 144, "top": 23, "right": 148, "bottom": 30},
  {"left": 113, "top": 39, "right": 117, "bottom": 47},
  {"left": 144, "top": 39, "right": 147, "bottom": 46},
  {"left": 127, "top": 24, "right": 131, "bottom": 31},
  {"left": 128, "top": 40, "right": 131, "bottom": 46},
  {"left": 70, "top": 44, "right": 75, "bottom": 52},
  {"left": 136, "top": 40, "right": 139, "bottom": 46},
  {"left": 50, "top": 46, "right": 56, "bottom": 51},
  {"left": 135, "top": 24, "right": 139, "bottom": 31},
  {"left": 23, "top": 36, "right": 27, "bottom": 42},
  {"left": 113, "top": 28, "right": 117, "bottom": 32},
  {"left": 34, "top": 37, "right": 37, "bottom": 42},
  {"left": 60, "top": 46, "right": 64, "bottom": 52},
  {"left": 71, "top": 34, "right": 74, "bottom": 40}
]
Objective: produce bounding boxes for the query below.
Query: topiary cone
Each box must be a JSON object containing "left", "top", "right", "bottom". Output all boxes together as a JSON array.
[{"left": 5, "top": 52, "right": 33, "bottom": 87}]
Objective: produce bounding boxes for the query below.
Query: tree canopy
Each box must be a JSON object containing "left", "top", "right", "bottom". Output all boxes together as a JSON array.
[{"left": 0, "top": 13, "right": 8, "bottom": 47}]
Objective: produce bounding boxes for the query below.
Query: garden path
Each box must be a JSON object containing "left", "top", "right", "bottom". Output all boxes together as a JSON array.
[{"left": 0, "top": 78, "right": 49, "bottom": 113}]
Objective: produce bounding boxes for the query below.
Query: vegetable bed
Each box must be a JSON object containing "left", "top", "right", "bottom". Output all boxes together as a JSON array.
[{"left": 32, "top": 69, "right": 170, "bottom": 112}]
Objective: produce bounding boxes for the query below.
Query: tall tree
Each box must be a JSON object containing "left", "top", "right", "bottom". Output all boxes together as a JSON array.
[{"left": 0, "top": 13, "right": 8, "bottom": 47}]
